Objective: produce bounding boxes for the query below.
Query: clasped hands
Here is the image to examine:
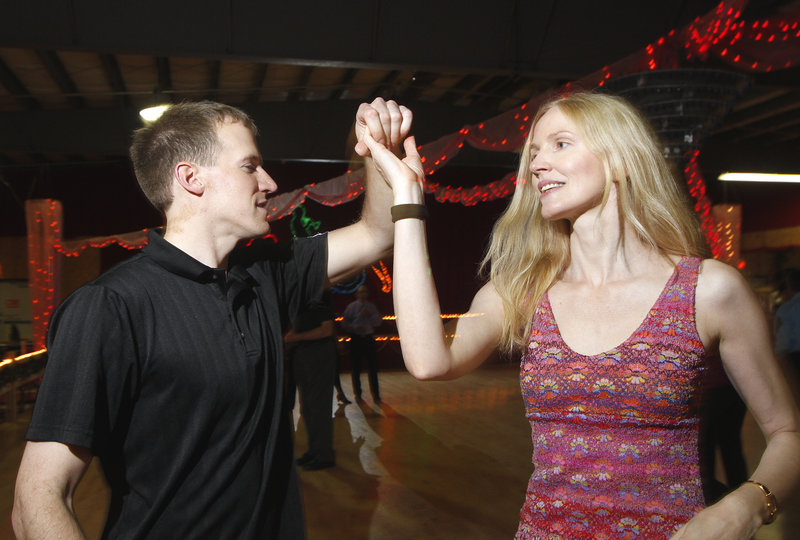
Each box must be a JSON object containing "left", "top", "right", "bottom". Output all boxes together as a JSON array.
[{"left": 355, "top": 98, "right": 425, "bottom": 204}]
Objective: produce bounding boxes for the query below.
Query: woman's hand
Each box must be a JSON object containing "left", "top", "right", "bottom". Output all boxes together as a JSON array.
[
  {"left": 360, "top": 130, "right": 425, "bottom": 203},
  {"left": 671, "top": 488, "right": 763, "bottom": 540}
]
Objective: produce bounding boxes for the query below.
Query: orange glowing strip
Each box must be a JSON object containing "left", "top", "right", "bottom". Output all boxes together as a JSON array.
[
  {"left": 0, "top": 348, "right": 47, "bottom": 369},
  {"left": 370, "top": 260, "right": 392, "bottom": 293},
  {"left": 335, "top": 313, "right": 484, "bottom": 322},
  {"left": 337, "top": 336, "right": 400, "bottom": 343},
  {"left": 337, "top": 334, "right": 457, "bottom": 343}
]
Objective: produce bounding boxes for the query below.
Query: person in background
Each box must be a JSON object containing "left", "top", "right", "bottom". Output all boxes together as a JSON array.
[
  {"left": 285, "top": 292, "right": 338, "bottom": 471},
  {"left": 701, "top": 352, "right": 748, "bottom": 503},
  {"left": 334, "top": 358, "right": 352, "bottom": 405},
  {"left": 12, "top": 98, "right": 411, "bottom": 539},
  {"left": 775, "top": 268, "right": 800, "bottom": 375},
  {"left": 341, "top": 285, "right": 383, "bottom": 403},
  {"left": 362, "top": 91, "right": 800, "bottom": 539}
]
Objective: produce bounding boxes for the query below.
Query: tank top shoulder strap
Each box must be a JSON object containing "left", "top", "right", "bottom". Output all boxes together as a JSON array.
[
  {"left": 653, "top": 256, "right": 703, "bottom": 324},
  {"left": 675, "top": 256, "right": 703, "bottom": 288}
]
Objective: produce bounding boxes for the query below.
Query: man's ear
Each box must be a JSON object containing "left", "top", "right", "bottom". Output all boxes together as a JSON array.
[{"left": 175, "top": 162, "right": 204, "bottom": 196}]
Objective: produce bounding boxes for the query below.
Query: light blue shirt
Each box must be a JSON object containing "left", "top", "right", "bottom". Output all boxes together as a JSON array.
[{"left": 341, "top": 299, "right": 382, "bottom": 336}]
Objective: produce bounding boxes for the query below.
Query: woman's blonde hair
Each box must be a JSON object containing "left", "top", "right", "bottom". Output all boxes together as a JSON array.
[{"left": 482, "top": 91, "right": 708, "bottom": 353}]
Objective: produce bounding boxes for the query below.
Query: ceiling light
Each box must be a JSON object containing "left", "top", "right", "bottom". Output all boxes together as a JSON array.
[
  {"left": 139, "top": 90, "right": 171, "bottom": 122},
  {"left": 139, "top": 104, "right": 170, "bottom": 122},
  {"left": 718, "top": 172, "right": 800, "bottom": 183}
]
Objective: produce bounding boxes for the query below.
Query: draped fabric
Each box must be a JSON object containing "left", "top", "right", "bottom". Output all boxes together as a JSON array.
[
  {"left": 22, "top": 1, "right": 798, "bottom": 345},
  {"left": 263, "top": 0, "right": 800, "bottom": 219}
]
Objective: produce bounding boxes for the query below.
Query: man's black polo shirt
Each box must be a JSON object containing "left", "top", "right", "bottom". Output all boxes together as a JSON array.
[{"left": 27, "top": 229, "right": 327, "bottom": 539}]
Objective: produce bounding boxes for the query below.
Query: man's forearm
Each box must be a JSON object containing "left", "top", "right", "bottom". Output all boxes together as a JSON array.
[
  {"left": 358, "top": 156, "right": 395, "bottom": 255},
  {"left": 287, "top": 321, "right": 334, "bottom": 342},
  {"left": 13, "top": 491, "right": 87, "bottom": 540},
  {"left": 13, "top": 441, "right": 92, "bottom": 540}
]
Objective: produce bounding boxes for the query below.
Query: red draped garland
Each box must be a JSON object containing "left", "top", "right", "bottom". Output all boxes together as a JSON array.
[{"left": 23, "top": 0, "right": 797, "bottom": 338}]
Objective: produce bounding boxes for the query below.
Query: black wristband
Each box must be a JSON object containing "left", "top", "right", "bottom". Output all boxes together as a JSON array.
[{"left": 391, "top": 204, "right": 429, "bottom": 223}]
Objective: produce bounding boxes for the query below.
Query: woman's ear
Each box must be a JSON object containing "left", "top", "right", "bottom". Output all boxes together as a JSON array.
[{"left": 174, "top": 162, "right": 204, "bottom": 196}]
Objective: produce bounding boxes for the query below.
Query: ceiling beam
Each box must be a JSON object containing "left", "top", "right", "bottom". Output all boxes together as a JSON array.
[
  {"left": 205, "top": 60, "right": 221, "bottom": 101},
  {"left": 155, "top": 57, "right": 172, "bottom": 98},
  {"left": 99, "top": 53, "right": 131, "bottom": 108},
  {"left": 715, "top": 90, "right": 800, "bottom": 134},
  {"left": 368, "top": 70, "right": 402, "bottom": 101},
  {"left": 288, "top": 66, "right": 314, "bottom": 102},
  {"left": 438, "top": 74, "right": 487, "bottom": 105},
  {"left": 467, "top": 76, "right": 514, "bottom": 107},
  {"left": 329, "top": 68, "right": 358, "bottom": 101},
  {"left": 485, "top": 76, "right": 543, "bottom": 110},
  {"left": 0, "top": 57, "right": 41, "bottom": 110},
  {"left": 0, "top": 99, "right": 509, "bottom": 166},
  {"left": 732, "top": 88, "right": 790, "bottom": 112},
  {"left": 398, "top": 72, "right": 437, "bottom": 102},
  {"left": 36, "top": 50, "right": 86, "bottom": 109},
  {"left": 247, "top": 63, "right": 268, "bottom": 103},
  {"left": 734, "top": 109, "right": 800, "bottom": 141}
]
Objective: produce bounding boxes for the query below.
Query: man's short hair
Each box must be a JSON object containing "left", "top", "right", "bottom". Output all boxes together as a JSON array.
[{"left": 129, "top": 101, "right": 258, "bottom": 212}]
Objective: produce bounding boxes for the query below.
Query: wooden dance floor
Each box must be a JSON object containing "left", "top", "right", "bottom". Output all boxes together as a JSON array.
[{"left": 1, "top": 364, "right": 798, "bottom": 539}]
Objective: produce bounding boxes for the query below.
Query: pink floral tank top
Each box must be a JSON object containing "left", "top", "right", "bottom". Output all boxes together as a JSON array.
[{"left": 517, "top": 257, "right": 707, "bottom": 539}]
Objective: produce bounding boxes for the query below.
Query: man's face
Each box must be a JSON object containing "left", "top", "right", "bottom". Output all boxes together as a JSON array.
[{"left": 199, "top": 120, "right": 277, "bottom": 240}]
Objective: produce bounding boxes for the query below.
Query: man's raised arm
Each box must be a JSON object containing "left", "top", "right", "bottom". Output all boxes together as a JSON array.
[{"left": 326, "top": 98, "right": 413, "bottom": 285}]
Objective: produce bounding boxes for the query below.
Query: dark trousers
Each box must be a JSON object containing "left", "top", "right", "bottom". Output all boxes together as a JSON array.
[
  {"left": 293, "top": 338, "right": 337, "bottom": 462},
  {"left": 334, "top": 355, "right": 347, "bottom": 399},
  {"left": 349, "top": 334, "right": 380, "bottom": 401},
  {"left": 790, "top": 351, "right": 800, "bottom": 375},
  {"left": 701, "top": 383, "right": 748, "bottom": 502}
]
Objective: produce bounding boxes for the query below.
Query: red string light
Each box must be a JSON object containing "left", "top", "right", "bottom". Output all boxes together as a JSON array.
[
  {"left": 23, "top": 1, "right": 798, "bottom": 338},
  {"left": 684, "top": 151, "right": 724, "bottom": 258}
]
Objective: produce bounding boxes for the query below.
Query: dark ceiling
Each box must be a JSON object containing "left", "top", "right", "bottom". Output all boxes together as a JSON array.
[{"left": 1, "top": 0, "right": 799, "bottom": 226}]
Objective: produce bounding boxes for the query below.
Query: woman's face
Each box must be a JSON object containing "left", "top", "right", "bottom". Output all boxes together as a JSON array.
[{"left": 528, "top": 106, "right": 607, "bottom": 222}]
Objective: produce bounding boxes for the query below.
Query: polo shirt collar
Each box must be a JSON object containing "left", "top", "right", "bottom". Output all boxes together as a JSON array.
[{"left": 143, "top": 228, "right": 224, "bottom": 284}]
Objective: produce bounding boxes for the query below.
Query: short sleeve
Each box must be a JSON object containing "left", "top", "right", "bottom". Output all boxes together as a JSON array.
[
  {"left": 26, "top": 284, "right": 140, "bottom": 452},
  {"left": 293, "top": 300, "right": 334, "bottom": 332},
  {"left": 229, "top": 233, "right": 328, "bottom": 336},
  {"left": 280, "top": 234, "right": 328, "bottom": 326}
]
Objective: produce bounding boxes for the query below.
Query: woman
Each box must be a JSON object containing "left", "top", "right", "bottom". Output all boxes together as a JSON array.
[{"left": 359, "top": 92, "right": 800, "bottom": 539}]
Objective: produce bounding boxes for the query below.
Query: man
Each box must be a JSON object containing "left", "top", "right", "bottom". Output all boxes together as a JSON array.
[
  {"left": 12, "top": 98, "right": 411, "bottom": 539},
  {"left": 341, "top": 285, "right": 383, "bottom": 403},
  {"left": 284, "top": 292, "right": 338, "bottom": 471}
]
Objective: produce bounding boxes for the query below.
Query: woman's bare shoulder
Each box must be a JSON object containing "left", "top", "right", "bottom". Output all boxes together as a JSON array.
[
  {"left": 696, "top": 258, "right": 762, "bottom": 342},
  {"left": 696, "top": 258, "right": 749, "bottom": 303}
]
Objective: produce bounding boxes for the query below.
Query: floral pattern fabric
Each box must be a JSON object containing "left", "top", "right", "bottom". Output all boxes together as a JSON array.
[{"left": 517, "top": 257, "right": 707, "bottom": 539}]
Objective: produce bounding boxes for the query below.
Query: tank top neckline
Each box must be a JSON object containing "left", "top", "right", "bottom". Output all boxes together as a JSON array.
[{"left": 541, "top": 256, "right": 690, "bottom": 359}]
